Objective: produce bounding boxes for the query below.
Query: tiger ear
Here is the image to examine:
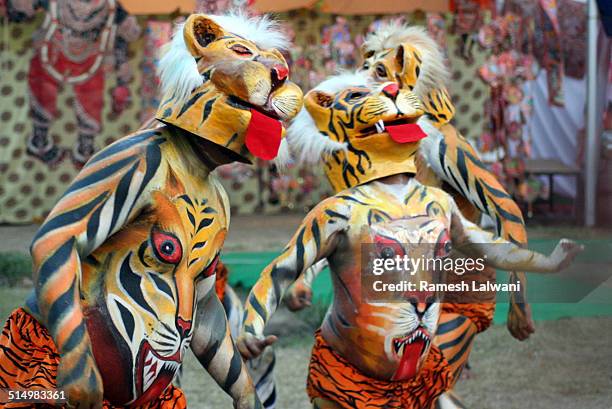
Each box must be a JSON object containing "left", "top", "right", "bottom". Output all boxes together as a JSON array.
[
  {"left": 362, "top": 47, "right": 375, "bottom": 59},
  {"left": 304, "top": 90, "right": 334, "bottom": 121},
  {"left": 183, "top": 14, "right": 225, "bottom": 56},
  {"left": 395, "top": 44, "right": 405, "bottom": 72},
  {"left": 398, "top": 42, "right": 422, "bottom": 89},
  {"left": 305, "top": 90, "right": 334, "bottom": 108}
]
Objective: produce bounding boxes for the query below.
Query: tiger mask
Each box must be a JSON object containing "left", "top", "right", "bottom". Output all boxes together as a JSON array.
[
  {"left": 287, "top": 72, "right": 428, "bottom": 192},
  {"left": 156, "top": 12, "right": 303, "bottom": 161},
  {"left": 360, "top": 24, "right": 455, "bottom": 126}
]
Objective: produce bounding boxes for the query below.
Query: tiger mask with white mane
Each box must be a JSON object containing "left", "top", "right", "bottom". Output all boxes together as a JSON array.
[
  {"left": 157, "top": 11, "right": 303, "bottom": 161},
  {"left": 285, "top": 71, "right": 429, "bottom": 192}
]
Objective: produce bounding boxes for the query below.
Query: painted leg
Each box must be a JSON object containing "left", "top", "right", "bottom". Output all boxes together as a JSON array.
[
  {"left": 433, "top": 313, "right": 478, "bottom": 409},
  {"left": 224, "top": 284, "right": 278, "bottom": 409},
  {"left": 26, "top": 54, "right": 64, "bottom": 166}
]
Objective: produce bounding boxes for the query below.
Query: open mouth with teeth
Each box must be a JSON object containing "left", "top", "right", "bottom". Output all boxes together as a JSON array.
[
  {"left": 360, "top": 117, "right": 427, "bottom": 144},
  {"left": 131, "top": 340, "right": 181, "bottom": 407},
  {"left": 231, "top": 97, "right": 283, "bottom": 161},
  {"left": 391, "top": 327, "right": 431, "bottom": 381}
]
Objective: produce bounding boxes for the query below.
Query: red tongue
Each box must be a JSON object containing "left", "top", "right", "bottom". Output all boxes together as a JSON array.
[
  {"left": 393, "top": 338, "right": 426, "bottom": 381},
  {"left": 245, "top": 108, "right": 282, "bottom": 160},
  {"left": 386, "top": 123, "right": 427, "bottom": 144}
]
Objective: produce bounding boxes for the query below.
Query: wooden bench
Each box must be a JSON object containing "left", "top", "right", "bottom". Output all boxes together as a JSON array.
[{"left": 524, "top": 158, "right": 581, "bottom": 213}]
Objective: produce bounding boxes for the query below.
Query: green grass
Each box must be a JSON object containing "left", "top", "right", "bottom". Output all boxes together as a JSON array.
[{"left": 0, "top": 252, "right": 31, "bottom": 286}]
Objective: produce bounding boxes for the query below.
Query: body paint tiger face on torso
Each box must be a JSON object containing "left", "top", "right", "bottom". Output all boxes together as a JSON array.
[
  {"left": 320, "top": 180, "right": 451, "bottom": 381},
  {"left": 77, "top": 130, "right": 230, "bottom": 405}
]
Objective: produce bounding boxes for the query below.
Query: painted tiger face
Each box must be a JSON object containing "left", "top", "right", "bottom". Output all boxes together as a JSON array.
[
  {"left": 299, "top": 77, "right": 427, "bottom": 191},
  {"left": 81, "top": 190, "right": 225, "bottom": 405},
  {"left": 365, "top": 215, "right": 450, "bottom": 380},
  {"left": 305, "top": 82, "right": 424, "bottom": 142},
  {"left": 157, "top": 13, "right": 303, "bottom": 161}
]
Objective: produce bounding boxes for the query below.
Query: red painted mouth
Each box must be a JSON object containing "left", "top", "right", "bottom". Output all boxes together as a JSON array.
[
  {"left": 131, "top": 341, "right": 181, "bottom": 407},
  {"left": 392, "top": 327, "right": 431, "bottom": 381},
  {"left": 245, "top": 108, "right": 282, "bottom": 160}
]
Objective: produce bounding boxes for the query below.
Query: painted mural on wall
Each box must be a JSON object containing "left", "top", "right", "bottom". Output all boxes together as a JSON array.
[{"left": 6, "top": 0, "right": 141, "bottom": 168}]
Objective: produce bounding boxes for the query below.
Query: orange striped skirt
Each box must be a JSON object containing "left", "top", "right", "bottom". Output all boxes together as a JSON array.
[
  {"left": 306, "top": 330, "right": 453, "bottom": 409},
  {"left": 0, "top": 308, "right": 186, "bottom": 409}
]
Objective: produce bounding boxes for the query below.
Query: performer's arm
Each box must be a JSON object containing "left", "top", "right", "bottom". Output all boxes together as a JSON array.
[
  {"left": 191, "top": 279, "right": 262, "bottom": 409},
  {"left": 239, "top": 198, "right": 350, "bottom": 358},
  {"left": 29, "top": 131, "right": 164, "bottom": 408},
  {"left": 419, "top": 118, "right": 533, "bottom": 338},
  {"left": 283, "top": 259, "right": 328, "bottom": 311},
  {"left": 449, "top": 203, "right": 582, "bottom": 273}
]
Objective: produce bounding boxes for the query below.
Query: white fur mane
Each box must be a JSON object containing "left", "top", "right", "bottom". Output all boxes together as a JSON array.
[
  {"left": 158, "top": 10, "right": 290, "bottom": 104},
  {"left": 363, "top": 21, "right": 449, "bottom": 99},
  {"left": 283, "top": 72, "right": 372, "bottom": 167}
]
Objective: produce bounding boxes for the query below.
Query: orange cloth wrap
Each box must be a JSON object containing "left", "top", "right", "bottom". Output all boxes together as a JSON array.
[
  {"left": 0, "top": 308, "right": 187, "bottom": 409},
  {"left": 306, "top": 330, "right": 453, "bottom": 409}
]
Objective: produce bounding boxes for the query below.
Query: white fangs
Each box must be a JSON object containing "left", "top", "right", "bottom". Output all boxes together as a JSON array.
[
  {"left": 393, "top": 328, "right": 431, "bottom": 357},
  {"left": 142, "top": 350, "right": 180, "bottom": 393},
  {"left": 375, "top": 119, "right": 386, "bottom": 134}
]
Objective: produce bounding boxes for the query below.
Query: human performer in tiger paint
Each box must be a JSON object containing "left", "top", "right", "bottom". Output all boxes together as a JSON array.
[
  {"left": 283, "top": 22, "right": 537, "bottom": 406},
  {"left": 237, "top": 72, "right": 582, "bottom": 409},
  {"left": 0, "top": 11, "right": 302, "bottom": 409}
]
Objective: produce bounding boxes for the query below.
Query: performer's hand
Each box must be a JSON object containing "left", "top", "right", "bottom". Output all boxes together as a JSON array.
[
  {"left": 507, "top": 302, "right": 535, "bottom": 341},
  {"left": 57, "top": 350, "right": 103, "bottom": 409},
  {"left": 284, "top": 282, "right": 313, "bottom": 311},
  {"left": 236, "top": 332, "right": 277, "bottom": 360},
  {"left": 549, "top": 239, "right": 583, "bottom": 272},
  {"left": 111, "top": 85, "right": 131, "bottom": 114}
]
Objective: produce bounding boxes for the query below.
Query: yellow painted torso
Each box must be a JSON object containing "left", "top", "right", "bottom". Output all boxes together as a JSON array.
[
  {"left": 321, "top": 178, "right": 452, "bottom": 380},
  {"left": 77, "top": 127, "right": 230, "bottom": 404}
]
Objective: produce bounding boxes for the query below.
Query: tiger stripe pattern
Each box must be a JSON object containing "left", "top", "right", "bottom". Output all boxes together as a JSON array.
[
  {"left": 2, "top": 126, "right": 262, "bottom": 407},
  {"left": 307, "top": 330, "right": 453, "bottom": 409},
  {"left": 0, "top": 10, "right": 306, "bottom": 408},
  {"left": 26, "top": 129, "right": 165, "bottom": 406},
  {"left": 251, "top": 75, "right": 581, "bottom": 408},
  {"left": 223, "top": 285, "right": 278, "bottom": 409},
  {"left": 241, "top": 175, "right": 576, "bottom": 408},
  {"left": 362, "top": 24, "right": 531, "bottom": 334},
  {"left": 0, "top": 308, "right": 187, "bottom": 409},
  {"left": 362, "top": 25, "right": 532, "bottom": 401}
]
